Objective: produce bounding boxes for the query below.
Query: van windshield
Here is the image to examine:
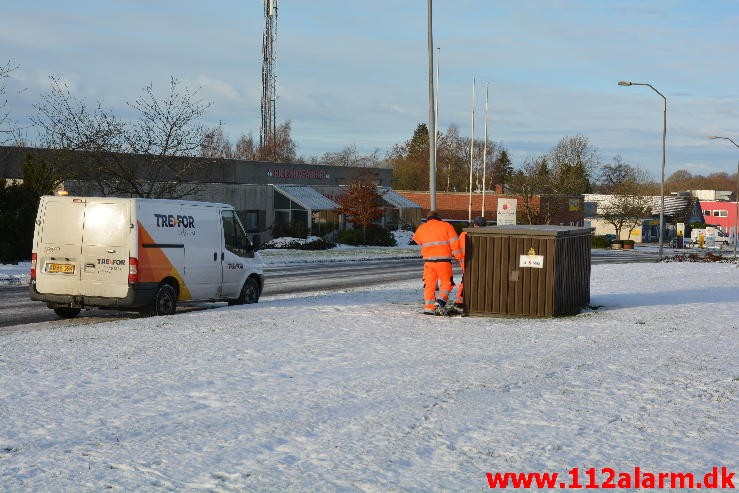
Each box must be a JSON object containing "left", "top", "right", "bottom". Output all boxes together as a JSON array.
[{"left": 222, "top": 210, "right": 253, "bottom": 258}]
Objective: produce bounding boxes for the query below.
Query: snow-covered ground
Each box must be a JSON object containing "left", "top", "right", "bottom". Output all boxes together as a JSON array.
[{"left": 1, "top": 249, "right": 737, "bottom": 491}]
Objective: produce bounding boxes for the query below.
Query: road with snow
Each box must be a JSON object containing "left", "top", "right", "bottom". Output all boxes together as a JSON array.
[
  {"left": 0, "top": 250, "right": 657, "bottom": 330},
  {"left": 0, "top": 258, "right": 425, "bottom": 329}
]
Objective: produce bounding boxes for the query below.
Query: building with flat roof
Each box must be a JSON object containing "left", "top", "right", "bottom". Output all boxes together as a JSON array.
[{"left": 0, "top": 146, "right": 423, "bottom": 242}]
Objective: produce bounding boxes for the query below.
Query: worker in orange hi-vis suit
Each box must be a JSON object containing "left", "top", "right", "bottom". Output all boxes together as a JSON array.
[
  {"left": 412, "top": 210, "right": 462, "bottom": 315},
  {"left": 452, "top": 216, "right": 486, "bottom": 312}
]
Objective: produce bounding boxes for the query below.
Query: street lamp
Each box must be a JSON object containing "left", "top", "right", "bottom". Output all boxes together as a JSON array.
[
  {"left": 427, "top": 0, "right": 436, "bottom": 211},
  {"left": 708, "top": 135, "right": 739, "bottom": 260},
  {"left": 618, "top": 81, "right": 667, "bottom": 260}
]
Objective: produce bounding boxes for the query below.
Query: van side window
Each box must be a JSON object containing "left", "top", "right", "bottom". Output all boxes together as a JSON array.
[{"left": 222, "top": 210, "right": 254, "bottom": 258}]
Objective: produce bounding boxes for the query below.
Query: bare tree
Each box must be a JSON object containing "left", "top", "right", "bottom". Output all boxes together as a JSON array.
[
  {"left": 32, "top": 75, "right": 124, "bottom": 153},
  {"left": 548, "top": 134, "right": 599, "bottom": 195},
  {"left": 666, "top": 168, "right": 736, "bottom": 194},
  {"left": 598, "top": 163, "right": 654, "bottom": 239},
  {"left": 316, "top": 144, "right": 382, "bottom": 167},
  {"left": 436, "top": 124, "right": 468, "bottom": 192},
  {"left": 258, "top": 120, "right": 297, "bottom": 163},
  {"left": 0, "top": 60, "right": 18, "bottom": 144},
  {"left": 201, "top": 124, "right": 234, "bottom": 159},
  {"left": 114, "top": 77, "right": 212, "bottom": 198},
  {"left": 126, "top": 77, "right": 210, "bottom": 157},
  {"left": 32, "top": 76, "right": 213, "bottom": 198},
  {"left": 234, "top": 133, "right": 258, "bottom": 160},
  {"left": 508, "top": 154, "right": 553, "bottom": 224},
  {"left": 30, "top": 75, "right": 125, "bottom": 185},
  {"left": 599, "top": 194, "right": 653, "bottom": 240}
]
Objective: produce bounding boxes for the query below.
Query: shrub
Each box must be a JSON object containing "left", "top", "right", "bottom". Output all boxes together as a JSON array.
[
  {"left": 591, "top": 235, "right": 610, "bottom": 248},
  {"left": 311, "top": 221, "right": 338, "bottom": 237},
  {"left": 262, "top": 237, "right": 336, "bottom": 250},
  {"left": 296, "top": 238, "right": 336, "bottom": 250},
  {"left": 665, "top": 252, "right": 731, "bottom": 263},
  {"left": 336, "top": 225, "right": 397, "bottom": 246},
  {"left": 622, "top": 239, "right": 635, "bottom": 246},
  {"left": 272, "top": 220, "right": 308, "bottom": 239}
]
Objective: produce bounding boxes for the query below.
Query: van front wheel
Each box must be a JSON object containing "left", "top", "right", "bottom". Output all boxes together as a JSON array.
[
  {"left": 53, "top": 307, "right": 81, "bottom": 319},
  {"left": 229, "top": 277, "right": 260, "bottom": 306},
  {"left": 149, "top": 284, "right": 177, "bottom": 316}
]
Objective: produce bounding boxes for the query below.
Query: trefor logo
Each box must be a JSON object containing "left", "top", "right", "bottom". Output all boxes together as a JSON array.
[{"left": 154, "top": 214, "right": 195, "bottom": 228}]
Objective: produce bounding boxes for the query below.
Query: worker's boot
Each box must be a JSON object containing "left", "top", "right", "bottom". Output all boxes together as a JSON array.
[
  {"left": 446, "top": 303, "right": 464, "bottom": 316},
  {"left": 434, "top": 299, "right": 448, "bottom": 316}
]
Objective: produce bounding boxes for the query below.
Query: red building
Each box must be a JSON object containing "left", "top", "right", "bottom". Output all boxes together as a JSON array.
[
  {"left": 396, "top": 191, "right": 585, "bottom": 226},
  {"left": 700, "top": 200, "right": 739, "bottom": 240}
]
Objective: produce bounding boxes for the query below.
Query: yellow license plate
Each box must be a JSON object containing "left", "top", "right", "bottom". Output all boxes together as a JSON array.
[{"left": 46, "top": 263, "right": 75, "bottom": 274}]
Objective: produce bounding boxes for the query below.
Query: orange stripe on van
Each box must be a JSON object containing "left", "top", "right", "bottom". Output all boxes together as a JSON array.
[{"left": 137, "top": 222, "right": 192, "bottom": 300}]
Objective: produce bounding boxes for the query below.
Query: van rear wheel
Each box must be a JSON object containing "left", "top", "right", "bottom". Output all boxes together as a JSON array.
[
  {"left": 148, "top": 284, "right": 177, "bottom": 316},
  {"left": 53, "top": 307, "right": 81, "bottom": 319}
]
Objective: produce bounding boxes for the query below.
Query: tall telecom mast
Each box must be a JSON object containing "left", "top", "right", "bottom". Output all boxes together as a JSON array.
[{"left": 260, "top": 0, "right": 278, "bottom": 149}]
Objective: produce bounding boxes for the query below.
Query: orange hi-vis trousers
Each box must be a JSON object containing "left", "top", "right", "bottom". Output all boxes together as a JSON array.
[
  {"left": 454, "top": 265, "right": 465, "bottom": 305},
  {"left": 423, "top": 261, "right": 453, "bottom": 310}
]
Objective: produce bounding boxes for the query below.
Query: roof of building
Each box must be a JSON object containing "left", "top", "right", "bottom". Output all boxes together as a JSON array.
[
  {"left": 583, "top": 193, "right": 702, "bottom": 222},
  {"left": 377, "top": 187, "right": 422, "bottom": 209},
  {"left": 273, "top": 184, "right": 339, "bottom": 211},
  {"left": 653, "top": 195, "right": 689, "bottom": 216}
]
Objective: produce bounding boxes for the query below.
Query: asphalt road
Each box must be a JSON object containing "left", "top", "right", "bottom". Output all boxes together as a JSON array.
[{"left": 0, "top": 249, "right": 658, "bottom": 331}]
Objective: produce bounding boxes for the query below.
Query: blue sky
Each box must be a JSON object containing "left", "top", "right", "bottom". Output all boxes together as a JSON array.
[{"left": 2, "top": 0, "right": 738, "bottom": 182}]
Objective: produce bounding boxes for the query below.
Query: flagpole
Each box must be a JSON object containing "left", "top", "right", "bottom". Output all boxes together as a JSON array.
[{"left": 468, "top": 77, "right": 475, "bottom": 222}]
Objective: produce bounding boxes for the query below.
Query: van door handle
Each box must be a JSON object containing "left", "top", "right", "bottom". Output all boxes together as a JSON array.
[
  {"left": 213, "top": 252, "right": 217, "bottom": 261},
  {"left": 221, "top": 252, "right": 225, "bottom": 261},
  {"left": 107, "top": 249, "right": 116, "bottom": 253}
]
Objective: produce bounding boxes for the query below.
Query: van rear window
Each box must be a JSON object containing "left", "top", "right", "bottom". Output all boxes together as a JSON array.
[
  {"left": 83, "top": 203, "right": 129, "bottom": 246},
  {"left": 41, "top": 200, "right": 85, "bottom": 245}
]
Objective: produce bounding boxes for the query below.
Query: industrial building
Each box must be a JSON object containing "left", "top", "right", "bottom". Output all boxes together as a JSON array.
[{"left": 0, "top": 146, "right": 423, "bottom": 243}]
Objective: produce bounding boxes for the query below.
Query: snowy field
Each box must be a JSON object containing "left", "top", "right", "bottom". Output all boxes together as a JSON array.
[{"left": 1, "top": 245, "right": 737, "bottom": 491}]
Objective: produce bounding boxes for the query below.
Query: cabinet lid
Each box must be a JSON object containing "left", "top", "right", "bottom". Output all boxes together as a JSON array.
[{"left": 467, "top": 225, "right": 594, "bottom": 238}]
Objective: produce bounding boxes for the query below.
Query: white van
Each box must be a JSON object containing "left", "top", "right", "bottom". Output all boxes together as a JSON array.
[
  {"left": 690, "top": 226, "right": 729, "bottom": 247},
  {"left": 30, "top": 196, "right": 264, "bottom": 318}
]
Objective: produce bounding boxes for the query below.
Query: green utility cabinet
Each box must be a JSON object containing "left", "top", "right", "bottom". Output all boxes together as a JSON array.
[{"left": 463, "top": 225, "right": 593, "bottom": 317}]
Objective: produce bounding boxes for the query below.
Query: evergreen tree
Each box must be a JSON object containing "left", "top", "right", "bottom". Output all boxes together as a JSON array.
[
  {"left": 0, "top": 153, "right": 62, "bottom": 263},
  {"left": 388, "top": 123, "right": 429, "bottom": 190},
  {"left": 490, "top": 148, "right": 513, "bottom": 191}
]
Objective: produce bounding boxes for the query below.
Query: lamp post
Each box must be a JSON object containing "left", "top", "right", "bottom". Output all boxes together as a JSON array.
[
  {"left": 708, "top": 135, "right": 739, "bottom": 260},
  {"left": 427, "top": 0, "right": 436, "bottom": 211},
  {"left": 618, "top": 81, "right": 667, "bottom": 260}
]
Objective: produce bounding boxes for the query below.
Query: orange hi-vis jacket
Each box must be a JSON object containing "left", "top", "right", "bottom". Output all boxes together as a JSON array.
[
  {"left": 457, "top": 231, "right": 467, "bottom": 265},
  {"left": 413, "top": 219, "right": 461, "bottom": 261}
]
